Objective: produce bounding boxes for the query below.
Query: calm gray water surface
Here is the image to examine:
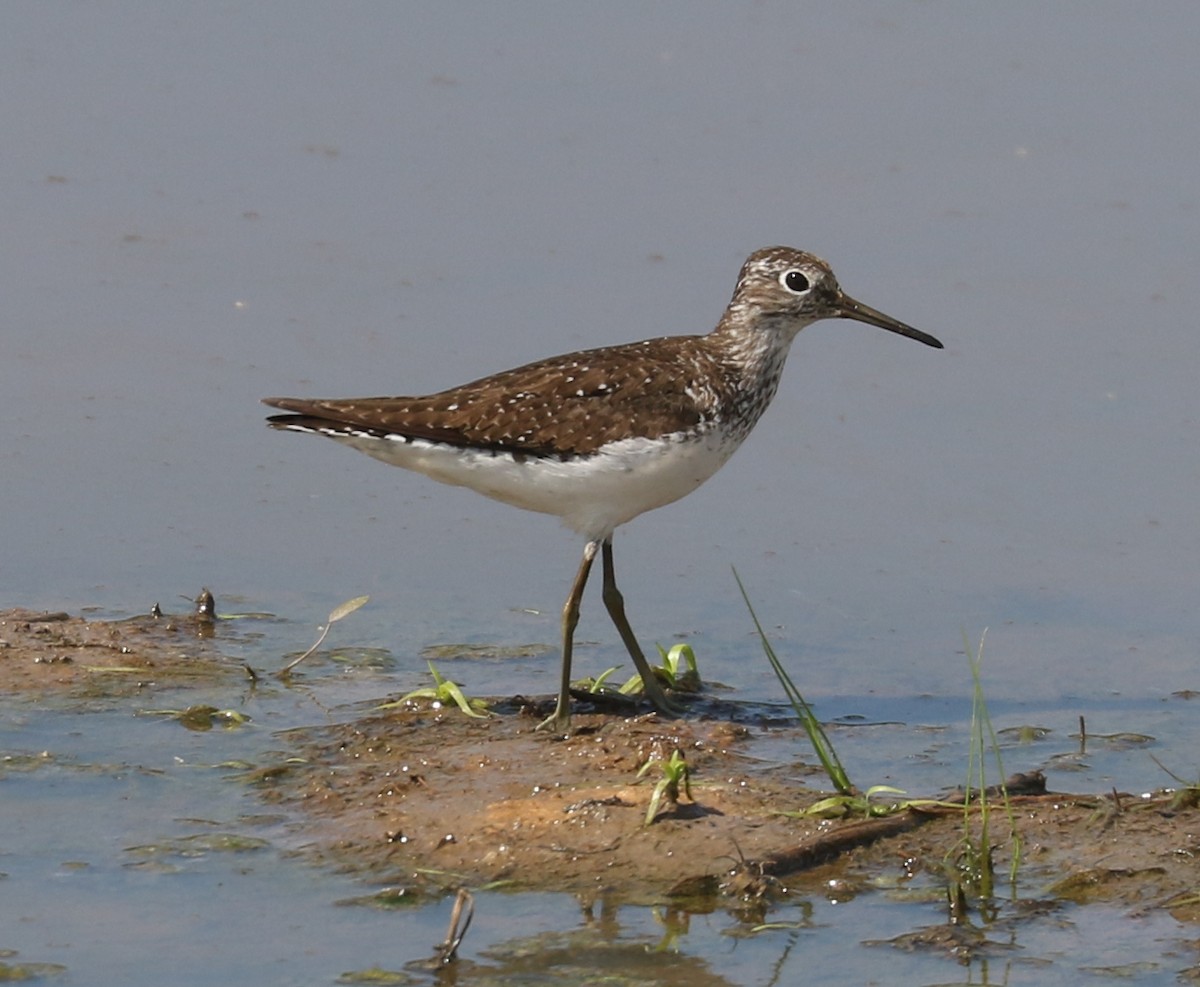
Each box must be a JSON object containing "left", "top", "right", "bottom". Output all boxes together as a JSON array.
[{"left": 2, "top": 4, "right": 1197, "bottom": 984}]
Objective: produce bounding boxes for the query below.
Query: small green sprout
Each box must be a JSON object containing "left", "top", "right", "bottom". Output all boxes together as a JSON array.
[
  {"left": 586, "top": 666, "right": 623, "bottom": 692},
  {"left": 654, "top": 642, "right": 701, "bottom": 692},
  {"left": 613, "top": 642, "right": 702, "bottom": 698},
  {"left": 1150, "top": 754, "right": 1200, "bottom": 811},
  {"left": 638, "top": 748, "right": 693, "bottom": 826},
  {"left": 381, "top": 662, "right": 490, "bottom": 718},
  {"left": 797, "top": 785, "right": 935, "bottom": 819}
]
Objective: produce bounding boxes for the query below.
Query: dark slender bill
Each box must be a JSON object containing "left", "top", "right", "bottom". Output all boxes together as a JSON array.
[{"left": 839, "top": 294, "right": 944, "bottom": 349}]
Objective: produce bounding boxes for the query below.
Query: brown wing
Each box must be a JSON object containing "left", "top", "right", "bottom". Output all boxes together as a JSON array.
[{"left": 264, "top": 335, "right": 727, "bottom": 457}]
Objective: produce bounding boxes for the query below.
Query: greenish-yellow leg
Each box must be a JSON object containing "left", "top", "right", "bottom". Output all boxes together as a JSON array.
[
  {"left": 537, "top": 539, "right": 598, "bottom": 732},
  {"left": 537, "top": 536, "right": 685, "bottom": 732},
  {"left": 600, "top": 539, "right": 685, "bottom": 716}
]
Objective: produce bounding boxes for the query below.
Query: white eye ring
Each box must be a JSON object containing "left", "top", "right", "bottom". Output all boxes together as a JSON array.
[{"left": 780, "top": 269, "right": 811, "bottom": 294}]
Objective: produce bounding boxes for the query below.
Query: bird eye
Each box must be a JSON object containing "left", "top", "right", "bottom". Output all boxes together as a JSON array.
[{"left": 781, "top": 269, "right": 811, "bottom": 294}]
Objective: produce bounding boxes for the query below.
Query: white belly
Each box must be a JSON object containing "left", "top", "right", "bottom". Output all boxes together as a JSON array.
[{"left": 324, "top": 428, "right": 740, "bottom": 541}]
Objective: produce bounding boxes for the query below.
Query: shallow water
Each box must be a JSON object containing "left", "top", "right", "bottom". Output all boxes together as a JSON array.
[{"left": 2, "top": 2, "right": 1198, "bottom": 983}]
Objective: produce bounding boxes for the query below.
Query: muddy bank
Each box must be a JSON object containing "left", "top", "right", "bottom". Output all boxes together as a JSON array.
[
  {"left": 259, "top": 704, "right": 821, "bottom": 903},
  {"left": 255, "top": 701, "right": 1200, "bottom": 920},
  {"left": 0, "top": 599, "right": 239, "bottom": 694}
]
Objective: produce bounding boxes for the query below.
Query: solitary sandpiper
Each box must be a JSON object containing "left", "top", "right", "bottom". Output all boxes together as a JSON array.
[{"left": 264, "top": 246, "right": 943, "bottom": 730}]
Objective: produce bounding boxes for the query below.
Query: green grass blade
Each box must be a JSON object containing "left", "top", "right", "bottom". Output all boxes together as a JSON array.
[{"left": 733, "top": 567, "right": 852, "bottom": 795}]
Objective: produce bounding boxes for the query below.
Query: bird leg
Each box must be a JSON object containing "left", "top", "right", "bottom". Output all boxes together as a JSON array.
[
  {"left": 538, "top": 539, "right": 598, "bottom": 732},
  {"left": 600, "top": 538, "right": 685, "bottom": 716}
]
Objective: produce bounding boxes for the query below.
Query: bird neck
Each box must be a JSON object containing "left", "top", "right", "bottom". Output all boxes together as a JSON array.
[{"left": 708, "top": 311, "right": 804, "bottom": 385}]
